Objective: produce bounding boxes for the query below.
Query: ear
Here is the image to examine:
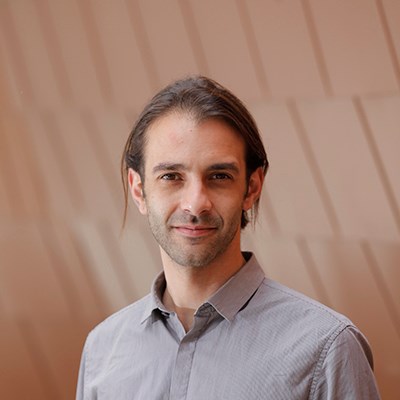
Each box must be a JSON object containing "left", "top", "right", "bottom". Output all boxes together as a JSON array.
[
  {"left": 243, "top": 167, "right": 264, "bottom": 211},
  {"left": 128, "top": 168, "right": 147, "bottom": 215}
]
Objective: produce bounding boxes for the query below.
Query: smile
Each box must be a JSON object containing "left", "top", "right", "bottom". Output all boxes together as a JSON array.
[{"left": 173, "top": 225, "right": 217, "bottom": 238}]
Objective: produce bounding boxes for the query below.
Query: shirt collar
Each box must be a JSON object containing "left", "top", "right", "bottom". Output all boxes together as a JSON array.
[
  {"left": 140, "top": 271, "right": 169, "bottom": 324},
  {"left": 206, "top": 252, "right": 265, "bottom": 321},
  {"left": 140, "top": 252, "right": 265, "bottom": 324}
]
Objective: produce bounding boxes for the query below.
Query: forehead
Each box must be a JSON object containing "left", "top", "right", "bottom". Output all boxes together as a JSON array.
[{"left": 144, "top": 113, "right": 246, "bottom": 165}]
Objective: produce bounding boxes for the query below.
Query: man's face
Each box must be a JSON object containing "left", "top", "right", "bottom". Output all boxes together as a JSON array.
[{"left": 129, "top": 112, "right": 261, "bottom": 268}]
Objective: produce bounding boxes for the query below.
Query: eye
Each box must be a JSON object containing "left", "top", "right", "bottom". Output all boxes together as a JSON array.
[
  {"left": 160, "top": 173, "right": 181, "bottom": 181},
  {"left": 210, "top": 173, "right": 232, "bottom": 180}
]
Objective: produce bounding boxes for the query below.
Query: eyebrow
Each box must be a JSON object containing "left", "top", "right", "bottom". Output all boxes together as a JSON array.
[
  {"left": 152, "top": 163, "right": 187, "bottom": 174},
  {"left": 207, "top": 163, "right": 240, "bottom": 174}
]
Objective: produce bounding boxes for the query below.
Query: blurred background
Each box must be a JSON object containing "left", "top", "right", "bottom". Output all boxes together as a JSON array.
[{"left": 0, "top": 0, "right": 399, "bottom": 398}]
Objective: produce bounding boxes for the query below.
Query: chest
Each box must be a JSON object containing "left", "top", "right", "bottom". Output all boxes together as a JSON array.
[{"left": 89, "top": 320, "right": 317, "bottom": 400}]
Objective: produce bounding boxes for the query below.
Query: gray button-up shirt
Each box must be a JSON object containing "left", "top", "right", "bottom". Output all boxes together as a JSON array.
[{"left": 76, "top": 253, "right": 380, "bottom": 399}]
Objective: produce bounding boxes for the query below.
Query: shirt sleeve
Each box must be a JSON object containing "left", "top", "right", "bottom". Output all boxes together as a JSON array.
[
  {"left": 311, "top": 325, "right": 381, "bottom": 400},
  {"left": 75, "top": 341, "right": 88, "bottom": 400}
]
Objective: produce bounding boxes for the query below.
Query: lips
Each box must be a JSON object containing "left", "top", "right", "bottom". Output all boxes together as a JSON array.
[{"left": 173, "top": 225, "right": 217, "bottom": 238}]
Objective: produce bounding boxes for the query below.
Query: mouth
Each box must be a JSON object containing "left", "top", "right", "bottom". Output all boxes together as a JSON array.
[{"left": 172, "top": 225, "right": 217, "bottom": 238}]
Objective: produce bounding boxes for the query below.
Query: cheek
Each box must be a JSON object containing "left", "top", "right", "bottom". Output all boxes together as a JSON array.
[
  {"left": 146, "top": 195, "right": 173, "bottom": 219},
  {"left": 218, "top": 196, "right": 247, "bottom": 218}
]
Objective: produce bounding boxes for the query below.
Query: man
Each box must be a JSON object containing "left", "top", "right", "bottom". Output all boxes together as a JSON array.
[{"left": 76, "top": 76, "right": 380, "bottom": 399}]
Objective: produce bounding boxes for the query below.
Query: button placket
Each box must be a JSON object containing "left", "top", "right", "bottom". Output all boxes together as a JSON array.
[{"left": 168, "top": 307, "right": 214, "bottom": 399}]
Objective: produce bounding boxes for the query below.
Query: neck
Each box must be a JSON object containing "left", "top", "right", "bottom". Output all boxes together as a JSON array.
[{"left": 161, "top": 248, "right": 246, "bottom": 332}]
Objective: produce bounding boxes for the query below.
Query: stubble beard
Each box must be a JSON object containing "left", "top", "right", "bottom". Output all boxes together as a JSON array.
[{"left": 146, "top": 208, "right": 242, "bottom": 268}]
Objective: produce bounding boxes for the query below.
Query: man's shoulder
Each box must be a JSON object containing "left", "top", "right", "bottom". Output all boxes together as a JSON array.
[
  {"left": 253, "top": 277, "right": 353, "bottom": 331},
  {"left": 86, "top": 293, "right": 152, "bottom": 345}
]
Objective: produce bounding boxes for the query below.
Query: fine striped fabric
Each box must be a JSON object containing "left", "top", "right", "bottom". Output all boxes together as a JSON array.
[{"left": 76, "top": 253, "right": 380, "bottom": 399}]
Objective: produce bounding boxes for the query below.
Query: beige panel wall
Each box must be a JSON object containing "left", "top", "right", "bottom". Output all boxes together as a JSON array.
[{"left": 0, "top": 1, "right": 399, "bottom": 398}]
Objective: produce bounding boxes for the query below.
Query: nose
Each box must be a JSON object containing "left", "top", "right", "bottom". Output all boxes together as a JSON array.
[{"left": 180, "top": 179, "right": 212, "bottom": 216}]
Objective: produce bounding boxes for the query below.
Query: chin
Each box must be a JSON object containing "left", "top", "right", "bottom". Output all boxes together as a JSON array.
[{"left": 169, "top": 251, "right": 218, "bottom": 269}]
